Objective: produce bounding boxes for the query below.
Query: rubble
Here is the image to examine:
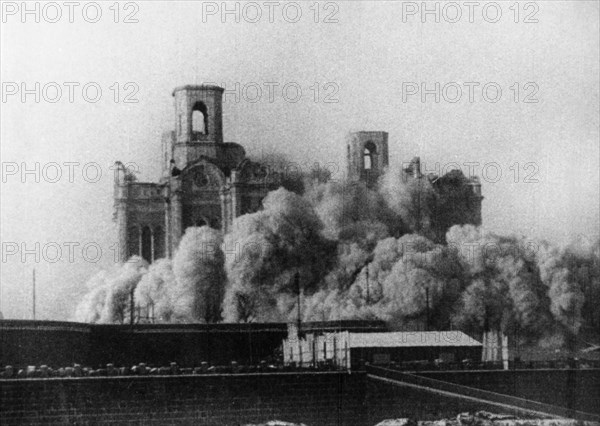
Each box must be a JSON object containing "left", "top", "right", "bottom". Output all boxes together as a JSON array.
[
  {"left": 243, "top": 422, "right": 307, "bottom": 426},
  {"left": 374, "top": 419, "right": 417, "bottom": 426},
  {"left": 374, "top": 412, "right": 600, "bottom": 426}
]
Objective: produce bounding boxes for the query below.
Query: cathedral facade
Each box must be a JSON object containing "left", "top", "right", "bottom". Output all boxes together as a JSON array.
[
  {"left": 113, "top": 85, "right": 281, "bottom": 263},
  {"left": 114, "top": 84, "right": 483, "bottom": 263}
]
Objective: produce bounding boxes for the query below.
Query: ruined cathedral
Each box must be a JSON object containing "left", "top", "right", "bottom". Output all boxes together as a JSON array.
[
  {"left": 114, "top": 84, "right": 483, "bottom": 263},
  {"left": 113, "top": 85, "right": 281, "bottom": 263}
]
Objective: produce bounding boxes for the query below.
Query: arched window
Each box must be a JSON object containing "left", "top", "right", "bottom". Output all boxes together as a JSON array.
[
  {"left": 363, "top": 148, "right": 372, "bottom": 170},
  {"left": 127, "top": 226, "right": 140, "bottom": 258},
  {"left": 153, "top": 226, "right": 165, "bottom": 260},
  {"left": 363, "top": 142, "right": 377, "bottom": 170},
  {"left": 192, "top": 102, "right": 208, "bottom": 135},
  {"left": 141, "top": 226, "right": 152, "bottom": 263}
]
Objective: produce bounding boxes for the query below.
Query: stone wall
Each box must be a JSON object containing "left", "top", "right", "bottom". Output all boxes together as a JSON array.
[{"left": 2, "top": 369, "right": 599, "bottom": 425}]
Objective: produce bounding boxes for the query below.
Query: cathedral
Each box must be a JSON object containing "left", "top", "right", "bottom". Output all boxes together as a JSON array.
[
  {"left": 114, "top": 84, "right": 483, "bottom": 263},
  {"left": 113, "top": 84, "right": 281, "bottom": 263}
]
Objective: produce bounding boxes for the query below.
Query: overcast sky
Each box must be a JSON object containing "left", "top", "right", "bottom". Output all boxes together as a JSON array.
[{"left": 1, "top": 1, "right": 598, "bottom": 320}]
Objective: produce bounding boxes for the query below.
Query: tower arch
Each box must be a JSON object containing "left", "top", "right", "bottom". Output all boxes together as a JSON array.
[
  {"left": 363, "top": 141, "right": 377, "bottom": 170},
  {"left": 346, "top": 131, "right": 389, "bottom": 188},
  {"left": 172, "top": 85, "right": 224, "bottom": 145},
  {"left": 191, "top": 101, "right": 209, "bottom": 136}
]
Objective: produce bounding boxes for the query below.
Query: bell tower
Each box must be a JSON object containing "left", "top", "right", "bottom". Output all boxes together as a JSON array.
[
  {"left": 346, "top": 131, "right": 389, "bottom": 188},
  {"left": 171, "top": 85, "right": 224, "bottom": 169}
]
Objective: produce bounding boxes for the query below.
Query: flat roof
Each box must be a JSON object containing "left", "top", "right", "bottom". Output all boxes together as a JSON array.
[
  {"left": 172, "top": 84, "right": 224, "bottom": 95},
  {"left": 348, "top": 331, "right": 482, "bottom": 348}
]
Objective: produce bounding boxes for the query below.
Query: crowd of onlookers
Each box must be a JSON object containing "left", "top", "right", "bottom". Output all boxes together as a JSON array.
[
  {"left": 0, "top": 360, "right": 348, "bottom": 379},
  {"left": 384, "top": 358, "right": 600, "bottom": 371},
  {"left": 2, "top": 357, "right": 597, "bottom": 379}
]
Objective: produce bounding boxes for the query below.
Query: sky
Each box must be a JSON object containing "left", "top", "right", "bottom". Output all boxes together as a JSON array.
[{"left": 1, "top": 1, "right": 598, "bottom": 320}]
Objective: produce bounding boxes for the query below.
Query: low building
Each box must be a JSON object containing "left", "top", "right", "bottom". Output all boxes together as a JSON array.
[
  {"left": 282, "top": 329, "right": 482, "bottom": 370},
  {"left": 348, "top": 331, "right": 482, "bottom": 368}
]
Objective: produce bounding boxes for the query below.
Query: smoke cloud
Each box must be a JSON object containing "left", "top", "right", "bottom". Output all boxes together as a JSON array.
[
  {"left": 447, "top": 225, "right": 554, "bottom": 338},
  {"left": 222, "top": 188, "right": 335, "bottom": 322},
  {"left": 305, "top": 179, "right": 402, "bottom": 247},
  {"left": 74, "top": 256, "right": 148, "bottom": 324},
  {"left": 134, "top": 258, "right": 177, "bottom": 322},
  {"left": 172, "top": 226, "right": 226, "bottom": 322},
  {"left": 76, "top": 228, "right": 225, "bottom": 324},
  {"left": 73, "top": 165, "right": 599, "bottom": 347}
]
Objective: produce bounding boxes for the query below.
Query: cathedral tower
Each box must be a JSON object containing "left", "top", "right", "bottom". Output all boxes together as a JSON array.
[
  {"left": 346, "top": 131, "right": 389, "bottom": 188},
  {"left": 171, "top": 85, "right": 225, "bottom": 170}
]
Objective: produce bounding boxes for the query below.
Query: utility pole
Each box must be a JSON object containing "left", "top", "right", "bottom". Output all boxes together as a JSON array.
[
  {"left": 32, "top": 268, "right": 36, "bottom": 320},
  {"left": 425, "top": 287, "right": 429, "bottom": 331},
  {"left": 365, "top": 266, "right": 370, "bottom": 304},
  {"left": 129, "top": 288, "right": 135, "bottom": 325},
  {"left": 483, "top": 305, "right": 490, "bottom": 362},
  {"left": 416, "top": 176, "right": 422, "bottom": 233},
  {"left": 295, "top": 271, "right": 301, "bottom": 333}
]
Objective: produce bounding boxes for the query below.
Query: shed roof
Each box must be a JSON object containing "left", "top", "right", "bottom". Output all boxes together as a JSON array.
[{"left": 348, "top": 331, "right": 481, "bottom": 348}]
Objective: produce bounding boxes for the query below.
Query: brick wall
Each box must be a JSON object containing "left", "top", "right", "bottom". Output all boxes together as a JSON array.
[
  {"left": 0, "top": 372, "right": 367, "bottom": 425},
  {"left": 3, "top": 370, "right": 598, "bottom": 425}
]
